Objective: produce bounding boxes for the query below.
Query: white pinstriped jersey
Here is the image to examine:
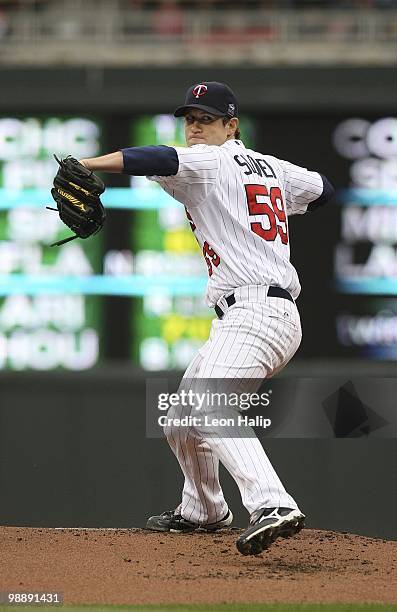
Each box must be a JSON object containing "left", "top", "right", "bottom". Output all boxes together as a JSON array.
[{"left": 149, "top": 139, "right": 323, "bottom": 307}]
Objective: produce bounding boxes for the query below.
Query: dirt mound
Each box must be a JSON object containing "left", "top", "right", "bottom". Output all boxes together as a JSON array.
[{"left": 0, "top": 526, "right": 396, "bottom": 605}]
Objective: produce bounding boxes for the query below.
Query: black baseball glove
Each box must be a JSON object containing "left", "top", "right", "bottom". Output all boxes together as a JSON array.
[{"left": 47, "top": 155, "right": 106, "bottom": 247}]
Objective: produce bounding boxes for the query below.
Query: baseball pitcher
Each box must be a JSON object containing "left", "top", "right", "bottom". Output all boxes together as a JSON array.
[{"left": 49, "top": 82, "right": 334, "bottom": 556}]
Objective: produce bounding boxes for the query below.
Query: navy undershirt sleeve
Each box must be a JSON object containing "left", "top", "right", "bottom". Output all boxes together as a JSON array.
[
  {"left": 121, "top": 145, "right": 179, "bottom": 176},
  {"left": 307, "top": 174, "right": 335, "bottom": 212}
]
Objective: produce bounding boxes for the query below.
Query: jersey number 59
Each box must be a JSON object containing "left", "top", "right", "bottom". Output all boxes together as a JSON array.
[{"left": 245, "top": 184, "right": 288, "bottom": 245}]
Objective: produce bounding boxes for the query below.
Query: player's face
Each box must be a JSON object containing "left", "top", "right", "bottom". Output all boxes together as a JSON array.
[{"left": 184, "top": 110, "right": 237, "bottom": 146}]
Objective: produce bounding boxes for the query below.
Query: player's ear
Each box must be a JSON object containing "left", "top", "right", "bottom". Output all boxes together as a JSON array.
[{"left": 227, "top": 117, "right": 239, "bottom": 137}]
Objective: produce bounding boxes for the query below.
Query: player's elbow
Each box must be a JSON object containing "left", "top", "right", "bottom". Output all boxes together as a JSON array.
[{"left": 307, "top": 174, "right": 335, "bottom": 212}]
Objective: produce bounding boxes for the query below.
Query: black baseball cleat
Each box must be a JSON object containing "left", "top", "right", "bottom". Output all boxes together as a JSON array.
[
  {"left": 145, "top": 509, "right": 233, "bottom": 533},
  {"left": 236, "top": 507, "right": 305, "bottom": 556}
]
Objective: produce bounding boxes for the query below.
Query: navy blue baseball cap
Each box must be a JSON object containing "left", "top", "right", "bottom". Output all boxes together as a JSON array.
[{"left": 174, "top": 81, "right": 238, "bottom": 119}]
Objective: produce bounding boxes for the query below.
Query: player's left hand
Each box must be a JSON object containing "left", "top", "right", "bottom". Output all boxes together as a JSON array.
[{"left": 47, "top": 154, "right": 106, "bottom": 247}]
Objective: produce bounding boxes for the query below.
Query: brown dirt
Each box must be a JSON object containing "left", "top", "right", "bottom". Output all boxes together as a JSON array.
[{"left": 0, "top": 526, "right": 396, "bottom": 605}]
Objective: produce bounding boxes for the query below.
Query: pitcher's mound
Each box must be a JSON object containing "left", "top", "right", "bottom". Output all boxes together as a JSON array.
[{"left": 1, "top": 526, "right": 396, "bottom": 605}]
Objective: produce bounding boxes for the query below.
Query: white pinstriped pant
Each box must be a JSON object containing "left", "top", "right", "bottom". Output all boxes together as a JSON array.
[{"left": 164, "top": 285, "right": 302, "bottom": 524}]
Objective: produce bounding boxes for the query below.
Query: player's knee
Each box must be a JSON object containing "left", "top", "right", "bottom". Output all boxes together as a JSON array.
[
  {"left": 163, "top": 420, "right": 190, "bottom": 445},
  {"left": 163, "top": 405, "right": 193, "bottom": 444},
  {"left": 163, "top": 420, "right": 174, "bottom": 440},
  {"left": 162, "top": 405, "right": 180, "bottom": 440}
]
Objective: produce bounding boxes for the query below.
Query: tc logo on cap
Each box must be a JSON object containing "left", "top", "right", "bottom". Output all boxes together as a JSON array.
[{"left": 192, "top": 84, "right": 208, "bottom": 98}]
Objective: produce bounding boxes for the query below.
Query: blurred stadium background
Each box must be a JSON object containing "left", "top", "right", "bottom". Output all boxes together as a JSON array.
[{"left": 0, "top": 0, "right": 396, "bottom": 537}]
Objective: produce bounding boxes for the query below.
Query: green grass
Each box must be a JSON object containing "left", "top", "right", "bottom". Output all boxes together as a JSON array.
[{"left": 1, "top": 604, "right": 396, "bottom": 611}]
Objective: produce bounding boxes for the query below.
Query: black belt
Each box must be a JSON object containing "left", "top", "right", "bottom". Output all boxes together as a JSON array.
[{"left": 214, "top": 286, "right": 294, "bottom": 319}]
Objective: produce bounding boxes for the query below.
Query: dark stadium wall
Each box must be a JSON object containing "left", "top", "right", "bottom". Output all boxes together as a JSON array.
[
  {"left": 1, "top": 66, "right": 397, "bottom": 113},
  {"left": 0, "top": 371, "right": 396, "bottom": 539}
]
